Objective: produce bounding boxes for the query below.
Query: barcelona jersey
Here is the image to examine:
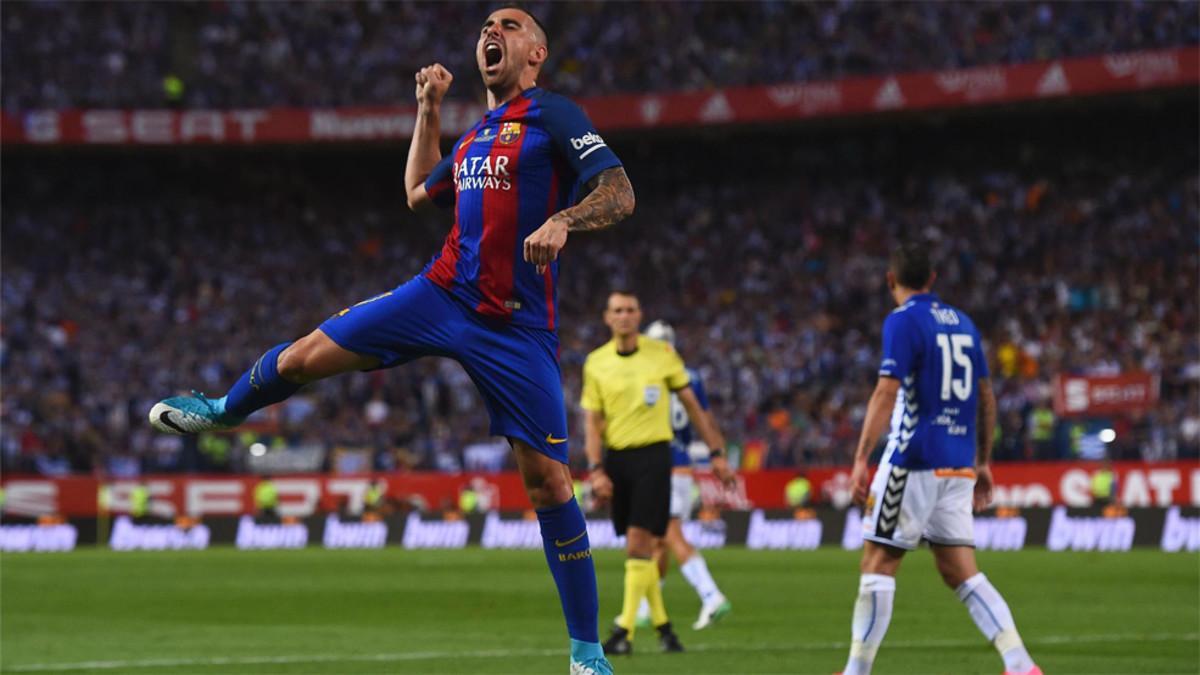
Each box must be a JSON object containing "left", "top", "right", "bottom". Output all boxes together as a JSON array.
[
  {"left": 878, "top": 293, "right": 990, "bottom": 470},
  {"left": 423, "top": 87, "right": 622, "bottom": 330}
]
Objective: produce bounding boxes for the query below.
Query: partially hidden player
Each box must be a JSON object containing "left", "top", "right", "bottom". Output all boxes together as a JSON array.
[{"left": 637, "top": 320, "right": 733, "bottom": 631}]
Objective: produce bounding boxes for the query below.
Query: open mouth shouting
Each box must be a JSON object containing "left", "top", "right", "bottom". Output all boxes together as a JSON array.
[{"left": 484, "top": 40, "right": 503, "bottom": 74}]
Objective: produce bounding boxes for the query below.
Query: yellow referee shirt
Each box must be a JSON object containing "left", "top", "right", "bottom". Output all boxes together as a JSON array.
[{"left": 581, "top": 335, "right": 690, "bottom": 450}]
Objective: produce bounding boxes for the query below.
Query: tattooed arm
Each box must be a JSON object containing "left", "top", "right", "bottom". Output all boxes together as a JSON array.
[
  {"left": 522, "top": 167, "right": 635, "bottom": 270},
  {"left": 554, "top": 166, "right": 636, "bottom": 232}
]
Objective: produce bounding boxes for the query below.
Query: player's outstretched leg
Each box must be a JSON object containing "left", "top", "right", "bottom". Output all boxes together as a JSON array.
[
  {"left": 149, "top": 330, "right": 375, "bottom": 434},
  {"left": 935, "top": 546, "right": 1040, "bottom": 675},
  {"left": 513, "top": 443, "right": 611, "bottom": 675}
]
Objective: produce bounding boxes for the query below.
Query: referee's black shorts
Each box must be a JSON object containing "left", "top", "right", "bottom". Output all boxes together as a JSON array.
[{"left": 605, "top": 442, "right": 672, "bottom": 537}]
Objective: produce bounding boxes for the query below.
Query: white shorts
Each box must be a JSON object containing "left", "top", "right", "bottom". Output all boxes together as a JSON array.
[
  {"left": 862, "top": 462, "right": 976, "bottom": 550},
  {"left": 669, "top": 473, "right": 695, "bottom": 521}
]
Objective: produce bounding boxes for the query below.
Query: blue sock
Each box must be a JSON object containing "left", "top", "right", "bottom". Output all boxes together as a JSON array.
[
  {"left": 537, "top": 497, "right": 600, "bottom": 644},
  {"left": 223, "top": 342, "right": 301, "bottom": 418}
]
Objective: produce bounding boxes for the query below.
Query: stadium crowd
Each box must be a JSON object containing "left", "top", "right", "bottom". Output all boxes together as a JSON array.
[
  {"left": 3, "top": 0, "right": 1197, "bottom": 110},
  {"left": 3, "top": 104, "right": 1197, "bottom": 477}
]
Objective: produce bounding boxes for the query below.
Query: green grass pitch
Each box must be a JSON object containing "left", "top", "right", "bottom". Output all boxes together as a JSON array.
[{"left": 2, "top": 547, "right": 1196, "bottom": 674}]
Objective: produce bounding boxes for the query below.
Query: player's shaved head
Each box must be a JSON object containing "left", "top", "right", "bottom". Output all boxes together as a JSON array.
[
  {"left": 496, "top": 3, "right": 548, "bottom": 48},
  {"left": 478, "top": 4, "right": 549, "bottom": 101},
  {"left": 889, "top": 241, "right": 935, "bottom": 290}
]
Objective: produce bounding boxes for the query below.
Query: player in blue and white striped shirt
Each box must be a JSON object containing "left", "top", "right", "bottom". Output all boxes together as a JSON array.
[{"left": 839, "top": 242, "right": 1040, "bottom": 675}]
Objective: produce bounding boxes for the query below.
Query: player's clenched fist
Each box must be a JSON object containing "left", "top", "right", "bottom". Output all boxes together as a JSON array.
[
  {"left": 523, "top": 216, "right": 568, "bottom": 273},
  {"left": 414, "top": 64, "right": 453, "bottom": 107}
]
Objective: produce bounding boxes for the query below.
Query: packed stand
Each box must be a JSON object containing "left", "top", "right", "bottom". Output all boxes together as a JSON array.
[
  {"left": 3, "top": 104, "right": 1196, "bottom": 477},
  {"left": 3, "top": 0, "right": 1198, "bottom": 110}
]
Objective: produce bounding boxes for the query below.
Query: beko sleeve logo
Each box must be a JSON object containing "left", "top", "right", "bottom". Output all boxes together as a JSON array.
[{"left": 569, "top": 132, "right": 607, "bottom": 159}]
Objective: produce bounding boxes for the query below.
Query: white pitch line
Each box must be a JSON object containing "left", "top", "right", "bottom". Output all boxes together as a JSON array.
[{"left": 5, "top": 632, "right": 1196, "bottom": 672}]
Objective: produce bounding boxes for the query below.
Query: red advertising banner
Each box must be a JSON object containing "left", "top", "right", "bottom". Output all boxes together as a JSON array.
[
  {"left": 1053, "top": 371, "right": 1160, "bottom": 416},
  {"left": 3, "top": 48, "right": 1196, "bottom": 146},
  {"left": 709, "top": 460, "right": 1200, "bottom": 511},
  {"left": 3, "top": 461, "right": 1197, "bottom": 517}
]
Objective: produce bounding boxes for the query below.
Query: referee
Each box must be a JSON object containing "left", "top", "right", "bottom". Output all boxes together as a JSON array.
[{"left": 582, "top": 290, "right": 728, "bottom": 656}]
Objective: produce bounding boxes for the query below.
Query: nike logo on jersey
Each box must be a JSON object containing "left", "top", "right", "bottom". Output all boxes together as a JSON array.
[
  {"left": 555, "top": 531, "right": 586, "bottom": 547},
  {"left": 545, "top": 433, "right": 568, "bottom": 444}
]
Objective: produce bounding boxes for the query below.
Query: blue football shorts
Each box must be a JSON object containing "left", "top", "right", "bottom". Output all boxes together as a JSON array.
[{"left": 318, "top": 276, "right": 569, "bottom": 463}]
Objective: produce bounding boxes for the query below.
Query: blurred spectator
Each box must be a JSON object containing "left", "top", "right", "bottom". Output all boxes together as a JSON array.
[
  {"left": 1028, "top": 403, "right": 1057, "bottom": 459},
  {"left": 129, "top": 481, "right": 150, "bottom": 521},
  {"left": 254, "top": 476, "right": 279, "bottom": 520},
  {"left": 364, "top": 478, "right": 388, "bottom": 515},
  {"left": 785, "top": 473, "right": 812, "bottom": 508},
  {"left": 1090, "top": 459, "right": 1118, "bottom": 506},
  {"left": 2, "top": 1, "right": 1197, "bottom": 110}
]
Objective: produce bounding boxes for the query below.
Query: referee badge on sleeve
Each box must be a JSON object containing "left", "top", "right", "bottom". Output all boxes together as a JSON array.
[{"left": 643, "top": 385, "right": 661, "bottom": 406}]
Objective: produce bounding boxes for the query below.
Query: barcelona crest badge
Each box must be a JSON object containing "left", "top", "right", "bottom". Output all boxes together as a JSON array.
[{"left": 498, "top": 122, "right": 522, "bottom": 145}]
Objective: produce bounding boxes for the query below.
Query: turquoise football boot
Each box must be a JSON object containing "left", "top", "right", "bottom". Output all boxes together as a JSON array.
[
  {"left": 570, "top": 639, "right": 613, "bottom": 675},
  {"left": 149, "top": 391, "right": 245, "bottom": 435}
]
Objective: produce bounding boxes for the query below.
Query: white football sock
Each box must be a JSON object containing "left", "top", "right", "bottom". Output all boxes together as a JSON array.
[
  {"left": 955, "top": 573, "right": 1035, "bottom": 673},
  {"left": 842, "top": 573, "right": 895, "bottom": 675},
  {"left": 680, "top": 552, "right": 722, "bottom": 602}
]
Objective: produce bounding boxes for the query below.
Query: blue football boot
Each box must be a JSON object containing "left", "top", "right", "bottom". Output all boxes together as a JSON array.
[{"left": 149, "top": 391, "right": 245, "bottom": 434}]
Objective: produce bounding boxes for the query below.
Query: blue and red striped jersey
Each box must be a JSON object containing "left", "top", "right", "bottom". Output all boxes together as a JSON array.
[{"left": 422, "top": 87, "right": 622, "bottom": 331}]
